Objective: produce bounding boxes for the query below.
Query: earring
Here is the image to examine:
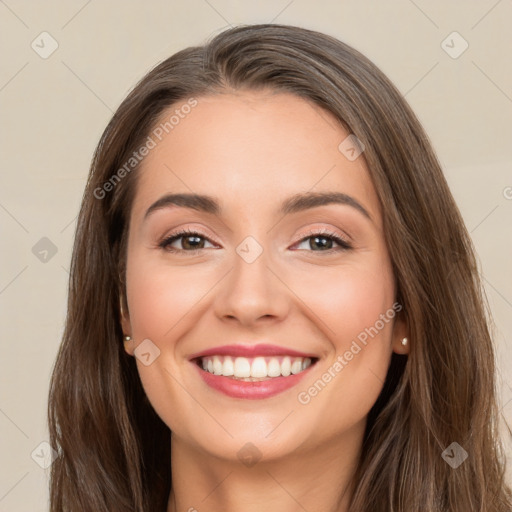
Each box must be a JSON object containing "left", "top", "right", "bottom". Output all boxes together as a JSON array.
[
  {"left": 124, "top": 335, "right": 131, "bottom": 343},
  {"left": 401, "top": 337, "right": 408, "bottom": 346}
]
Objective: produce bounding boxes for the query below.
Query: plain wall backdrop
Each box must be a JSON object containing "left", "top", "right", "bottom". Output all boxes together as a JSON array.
[{"left": 0, "top": 1, "right": 511, "bottom": 510}]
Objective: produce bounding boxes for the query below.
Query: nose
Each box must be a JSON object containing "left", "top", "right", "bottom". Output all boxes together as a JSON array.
[{"left": 213, "top": 240, "right": 290, "bottom": 328}]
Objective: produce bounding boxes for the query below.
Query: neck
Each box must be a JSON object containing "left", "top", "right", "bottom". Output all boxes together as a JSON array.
[{"left": 166, "top": 427, "right": 363, "bottom": 512}]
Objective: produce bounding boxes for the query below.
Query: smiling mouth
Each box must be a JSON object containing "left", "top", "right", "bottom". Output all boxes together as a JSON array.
[{"left": 194, "top": 355, "right": 319, "bottom": 381}]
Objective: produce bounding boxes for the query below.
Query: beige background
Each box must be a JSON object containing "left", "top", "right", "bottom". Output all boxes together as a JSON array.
[{"left": 1, "top": 1, "right": 511, "bottom": 510}]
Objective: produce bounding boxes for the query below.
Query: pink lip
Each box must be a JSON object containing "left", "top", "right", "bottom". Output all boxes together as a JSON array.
[
  {"left": 188, "top": 344, "right": 318, "bottom": 400},
  {"left": 192, "top": 362, "right": 314, "bottom": 400},
  {"left": 188, "top": 343, "right": 317, "bottom": 360}
]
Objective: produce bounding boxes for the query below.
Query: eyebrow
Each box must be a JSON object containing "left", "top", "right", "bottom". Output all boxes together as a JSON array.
[{"left": 143, "top": 191, "right": 373, "bottom": 223}]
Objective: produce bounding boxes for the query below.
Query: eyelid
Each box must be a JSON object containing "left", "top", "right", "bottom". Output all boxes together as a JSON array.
[
  {"left": 159, "top": 224, "right": 220, "bottom": 244},
  {"left": 293, "top": 226, "right": 351, "bottom": 245}
]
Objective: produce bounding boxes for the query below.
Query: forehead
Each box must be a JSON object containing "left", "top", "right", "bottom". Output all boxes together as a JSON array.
[{"left": 130, "top": 91, "right": 381, "bottom": 226}]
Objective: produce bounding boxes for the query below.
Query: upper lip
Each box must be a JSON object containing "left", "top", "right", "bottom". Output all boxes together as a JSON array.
[{"left": 188, "top": 344, "right": 318, "bottom": 360}]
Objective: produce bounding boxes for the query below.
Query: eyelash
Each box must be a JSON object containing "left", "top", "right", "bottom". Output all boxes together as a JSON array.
[{"left": 158, "top": 228, "right": 352, "bottom": 254}]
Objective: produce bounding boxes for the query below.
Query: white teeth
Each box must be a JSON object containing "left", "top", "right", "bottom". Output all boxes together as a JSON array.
[
  {"left": 212, "top": 356, "right": 223, "bottom": 375},
  {"left": 291, "top": 358, "right": 303, "bottom": 374},
  {"left": 267, "top": 358, "right": 281, "bottom": 377},
  {"left": 233, "top": 357, "right": 251, "bottom": 377},
  {"left": 250, "top": 357, "right": 267, "bottom": 378},
  {"left": 222, "top": 356, "right": 234, "bottom": 376},
  {"left": 281, "top": 356, "right": 291, "bottom": 377},
  {"left": 199, "top": 355, "right": 315, "bottom": 379}
]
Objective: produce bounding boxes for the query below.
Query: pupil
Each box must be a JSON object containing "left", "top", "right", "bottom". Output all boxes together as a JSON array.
[
  {"left": 184, "top": 236, "right": 203, "bottom": 249},
  {"left": 312, "top": 236, "right": 331, "bottom": 250}
]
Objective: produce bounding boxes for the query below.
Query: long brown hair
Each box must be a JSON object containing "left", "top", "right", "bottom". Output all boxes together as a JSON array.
[{"left": 48, "top": 24, "right": 512, "bottom": 511}]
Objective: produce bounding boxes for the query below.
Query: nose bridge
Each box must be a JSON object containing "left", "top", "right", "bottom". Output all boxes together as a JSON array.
[
  {"left": 215, "top": 233, "right": 288, "bottom": 324},
  {"left": 231, "top": 233, "right": 275, "bottom": 300},
  {"left": 235, "top": 235, "right": 266, "bottom": 266}
]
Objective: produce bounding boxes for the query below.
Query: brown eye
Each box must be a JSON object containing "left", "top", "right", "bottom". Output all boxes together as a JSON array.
[
  {"left": 159, "top": 230, "right": 215, "bottom": 252},
  {"left": 294, "top": 230, "right": 352, "bottom": 252}
]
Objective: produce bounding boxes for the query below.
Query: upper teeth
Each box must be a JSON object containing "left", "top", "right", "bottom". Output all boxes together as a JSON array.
[{"left": 200, "top": 355, "right": 313, "bottom": 379}]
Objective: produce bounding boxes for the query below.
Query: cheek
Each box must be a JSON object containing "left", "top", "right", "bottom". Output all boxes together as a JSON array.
[
  {"left": 291, "top": 256, "right": 396, "bottom": 431},
  {"left": 123, "top": 254, "right": 203, "bottom": 431},
  {"left": 125, "top": 253, "right": 213, "bottom": 340},
  {"left": 124, "top": 253, "right": 226, "bottom": 430},
  {"left": 289, "top": 255, "right": 396, "bottom": 352}
]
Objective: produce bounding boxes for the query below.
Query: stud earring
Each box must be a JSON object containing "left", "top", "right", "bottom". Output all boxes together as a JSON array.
[
  {"left": 124, "top": 335, "right": 131, "bottom": 343},
  {"left": 401, "top": 337, "right": 408, "bottom": 346}
]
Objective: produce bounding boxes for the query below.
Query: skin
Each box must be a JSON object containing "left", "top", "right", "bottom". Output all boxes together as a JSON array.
[{"left": 120, "top": 90, "right": 409, "bottom": 512}]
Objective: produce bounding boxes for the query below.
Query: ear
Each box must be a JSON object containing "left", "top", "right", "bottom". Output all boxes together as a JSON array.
[
  {"left": 120, "top": 296, "right": 135, "bottom": 356},
  {"left": 391, "top": 311, "right": 409, "bottom": 355}
]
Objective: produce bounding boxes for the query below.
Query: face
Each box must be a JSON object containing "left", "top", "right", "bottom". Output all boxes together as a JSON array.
[{"left": 120, "top": 90, "right": 408, "bottom": 463}]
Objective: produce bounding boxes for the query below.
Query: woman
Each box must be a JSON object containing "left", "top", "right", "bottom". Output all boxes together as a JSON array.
[{"left": 47, "top": 24, "right": 512, "bottom": 511}]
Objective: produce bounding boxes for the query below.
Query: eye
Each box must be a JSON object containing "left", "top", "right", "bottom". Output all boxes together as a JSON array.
[
  {"left": 159, "top": 229, "right": 216, "bottom": 253},
  {"left": 293, "top": 229, "right": 352, "bottom": 252},
  {"left": 158, "top": 228, "right": 352, "bottom": 254}
]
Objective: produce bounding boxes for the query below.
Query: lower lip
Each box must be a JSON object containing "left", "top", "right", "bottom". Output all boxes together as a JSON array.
[{"left": 192, "top": 361, "right": 314, "bottom": 399}]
